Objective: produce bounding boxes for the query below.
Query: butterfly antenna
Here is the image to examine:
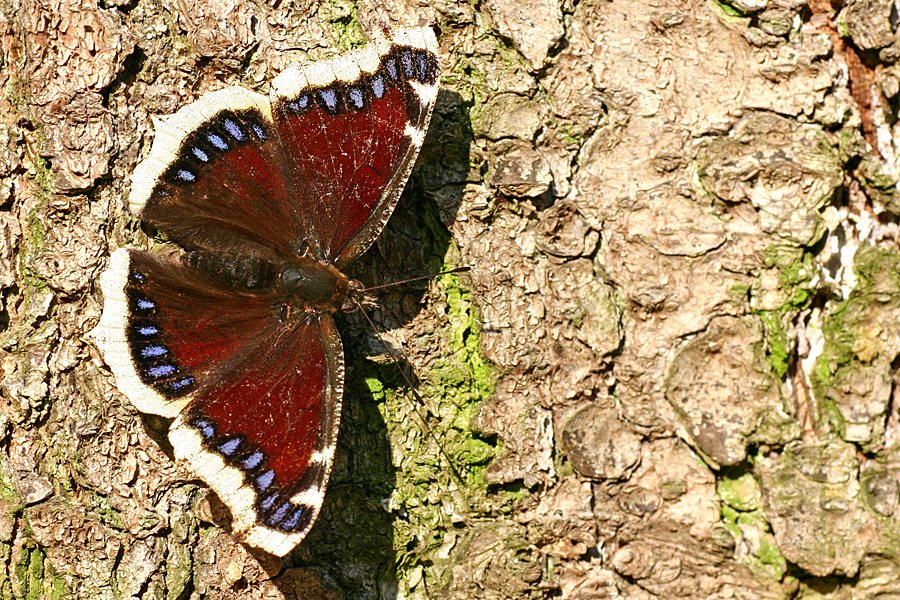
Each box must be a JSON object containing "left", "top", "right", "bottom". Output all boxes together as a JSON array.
[
  {"left": 361, "top": 266, "right": 470, "bottom": 293},
  {"left": 351, "top": 298, "right": 467, "bottom": 488}
]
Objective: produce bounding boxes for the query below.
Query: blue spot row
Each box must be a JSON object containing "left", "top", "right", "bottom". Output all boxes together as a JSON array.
[
  {"left": 171, "top": 112, "right": 271, "bottom": 187},
  {"left": 136, "top": 298, "right": 156, "bottom": 311},
  {"left": 132, "top": 330, "right": 195, "bottom": 393},
  {"left": 147, "top": 364, "right": 176, "bottom": 378},
  {"left": 175, "top": 426, "right": 314, "bottom": 532},
  {"left": 281, "top": 48, "right": 434, "bottom": 117},
  {"left": 256, "top": 469, "right": 275, "bottom": 492},
  {"left": 125, "top": 281, "right": 196, "bottom": 397},
  {"left": 140, "top": 345, "right": 168, "bottom": 358},
  {"left": 218, "top": 437, "right": 242, "bottom": 456}
]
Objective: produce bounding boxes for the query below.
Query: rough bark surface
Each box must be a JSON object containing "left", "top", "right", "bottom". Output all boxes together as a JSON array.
[{"left": 1, "top": 0, "right": 900, "bottom": 598}]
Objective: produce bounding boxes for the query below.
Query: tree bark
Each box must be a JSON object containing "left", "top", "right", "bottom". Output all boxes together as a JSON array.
[{"left": 1, "top": 0, "right": 899, "bottom": 598}]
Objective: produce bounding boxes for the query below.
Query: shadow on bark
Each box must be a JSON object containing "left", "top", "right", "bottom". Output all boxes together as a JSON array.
[{"left": 265, "top": 88, "right": 472, "bottom": 597}]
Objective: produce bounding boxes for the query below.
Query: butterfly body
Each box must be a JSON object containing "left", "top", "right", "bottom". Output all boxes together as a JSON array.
[
  {"left": 90, "top": 27, "right": 440, "bottom": 556},
  {"left": 184, "top": 249, "right": 352, "bottom": 311},
  {"left": 183, "top": 251, "right": 278, "bottom": 291}
]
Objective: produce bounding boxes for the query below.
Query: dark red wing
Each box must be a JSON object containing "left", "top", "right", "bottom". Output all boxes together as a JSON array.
[
  {"left": 269, "top": 28, "right": 440, "bottom": 266},
  {"left": 170, "top": 314, "right": 343, "bottom": 556},
  {"left": 131, "top": 30, "right": 439, "bottom": 268},
  {"left": 129, "top": 89, "right": 300, "bottom": 261},
  {"left": 91, "top": 249, "right": 342, "bottom": 555}
]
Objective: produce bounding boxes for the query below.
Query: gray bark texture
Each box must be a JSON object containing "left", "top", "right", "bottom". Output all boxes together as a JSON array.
[{"left": 1, "top": 0, "right": 900, "bottom": 597}]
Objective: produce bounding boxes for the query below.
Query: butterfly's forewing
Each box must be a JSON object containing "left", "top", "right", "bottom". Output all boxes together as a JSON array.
[
  {"left": 91, "top": 27, "right": 440, "bottom": 556},
  {"left": 129, "top": 90, "right": 299, "bottom": 260},
  {"left": 130, "top": 28, "right": 439, "bottom": 266},
  {"left": 270, "top": 27, "right": 440, "bottom": 266}
]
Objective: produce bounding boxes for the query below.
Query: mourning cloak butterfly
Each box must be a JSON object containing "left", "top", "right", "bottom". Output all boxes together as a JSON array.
[{"left": 89, "top": 27, "right": 440, "bottom": 556}]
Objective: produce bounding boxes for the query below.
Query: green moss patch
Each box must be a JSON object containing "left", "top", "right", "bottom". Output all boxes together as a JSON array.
[
  {"left": 754, "top": 245, "right": 816, "bottom": 379},
  {"left": 323, "top": 0, "right": 366, "bottom": 50},
  {"left": 812, "top": 245, "right": 900, "bottom": 444},
  {"left": 718, "top": 469, "right": 787, "bottom": 581},
  {"left": 12, "top": 545, "right": 69, "bottom": 600},
  {"left": 385, "top": 269, "right": 498, "bottom": 593}
]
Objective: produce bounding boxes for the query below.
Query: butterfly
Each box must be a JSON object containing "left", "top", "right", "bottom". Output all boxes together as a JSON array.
[{"left": 89, "top": 27, "right": 440, "bottom": 556}]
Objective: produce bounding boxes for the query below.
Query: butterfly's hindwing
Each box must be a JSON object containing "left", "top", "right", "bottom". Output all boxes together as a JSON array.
[
  {"left": 92, "top": 248, "right": 344, "bottom": 555},
  {"left": 169, "top": 315, "right": 343, "bottom": 556}
]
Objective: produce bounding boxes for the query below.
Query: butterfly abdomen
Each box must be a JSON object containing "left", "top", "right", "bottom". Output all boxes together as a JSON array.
[{"left": 185, "top": 251, "right": 277, "bottom": 291}]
